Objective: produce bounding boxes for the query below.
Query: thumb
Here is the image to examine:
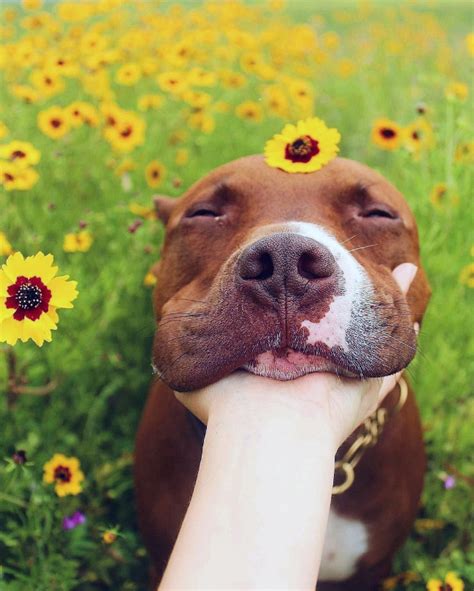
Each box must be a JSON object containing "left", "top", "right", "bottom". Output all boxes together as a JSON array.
[
  {"left": 378, "top": 263, "right": 418, "bottom": 403},
  {"left": 392, "top": 262, "right": 417, "bottom": 295}
]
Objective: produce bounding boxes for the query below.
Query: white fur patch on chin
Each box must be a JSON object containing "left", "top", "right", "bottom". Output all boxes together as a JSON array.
[
  {"left": 286, "top": 221, "right": 371, "bottom": 353},
  {"left": 319, "top": 509, "right": 369, "bottom": 582}
]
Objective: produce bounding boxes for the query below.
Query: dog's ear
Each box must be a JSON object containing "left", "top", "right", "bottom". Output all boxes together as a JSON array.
[{"left": 153, "top": 195, "right": 177, "bottom": 224}]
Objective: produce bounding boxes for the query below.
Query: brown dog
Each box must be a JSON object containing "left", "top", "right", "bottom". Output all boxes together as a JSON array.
[{"left": 135, "top": 156, "right": 431, "bottom": 590}]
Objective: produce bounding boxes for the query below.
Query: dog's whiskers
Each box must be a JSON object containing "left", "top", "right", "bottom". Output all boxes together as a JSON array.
[
  {"left": 341, "top": 234, "right": 359, "bottom": 245},
  {"left": 348, "top": 244, "right": 378, "bottom": 254}
]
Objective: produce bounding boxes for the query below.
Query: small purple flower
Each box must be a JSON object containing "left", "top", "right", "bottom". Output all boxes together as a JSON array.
[
  {"left": 443, "top": 475, "right": 456, "bottom": 489},
  {"left": 62, "top": 511, "right": 86, "bottom": 530}
]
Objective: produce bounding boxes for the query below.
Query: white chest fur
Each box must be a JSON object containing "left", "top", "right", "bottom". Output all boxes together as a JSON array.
[{"left": 318, "top": 508, "right": 369, "bottom": 582}]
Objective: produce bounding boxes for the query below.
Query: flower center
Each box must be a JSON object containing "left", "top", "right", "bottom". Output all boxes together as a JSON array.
[
  {"left": 54, "top": 465, "right": 72, "bottom": 483},
  {"left": 16, "top": 283, "right": 42, "bottom": 310},
  {"left": 380, "top": 127, "right": 396, "bottom": 139},
  {"left": 6, "top": 275, "right": 51, "bottom": 321},
  {"left": 285, "top": 135, "right": 320, "bottom": 163},
  {"left": 51, "top": 118, "right": 62, "bottom": 128},
  {"left": 11, "top": 150, "right": 26, "bottom": 160},
  {"left": 121, "top": 126, "right": 133, "bottom": 138}
]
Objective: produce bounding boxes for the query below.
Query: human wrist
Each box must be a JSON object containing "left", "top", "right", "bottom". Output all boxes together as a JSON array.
[{"left": 206, "top": 387, "right": 339, "bottom": 457}]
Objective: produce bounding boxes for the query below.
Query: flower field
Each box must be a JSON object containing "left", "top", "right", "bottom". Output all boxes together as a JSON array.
[{"left": 0, "top": 0, "right": 473, "bottom": 589}]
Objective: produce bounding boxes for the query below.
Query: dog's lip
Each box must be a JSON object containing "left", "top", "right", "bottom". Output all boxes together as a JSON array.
[{"left": 241, "top": 347, "right": 358, "bottom": 380}]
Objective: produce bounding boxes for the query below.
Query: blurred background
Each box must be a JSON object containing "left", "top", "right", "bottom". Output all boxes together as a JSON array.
[{"left": 0, "top": 1, "right": 472, "bottom": 589}]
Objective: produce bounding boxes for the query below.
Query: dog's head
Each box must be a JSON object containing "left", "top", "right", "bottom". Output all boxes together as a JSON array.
[{"left": 151, "top": 156, "right": 430, "bottom": 392}]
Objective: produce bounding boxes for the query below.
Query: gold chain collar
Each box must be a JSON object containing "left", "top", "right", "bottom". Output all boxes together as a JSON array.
[{"left": 332, "top": 376, "right": 408, "bottom": 495}]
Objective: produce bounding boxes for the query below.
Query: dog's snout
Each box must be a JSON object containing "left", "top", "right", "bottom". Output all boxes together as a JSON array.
[{"left": 237, "top": 234, "right": 337, "bottom": 300}]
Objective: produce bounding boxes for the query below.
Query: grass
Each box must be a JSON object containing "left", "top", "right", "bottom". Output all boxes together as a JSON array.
[{"left": 0, "top": 1, "right": 473, "bottom": 589}]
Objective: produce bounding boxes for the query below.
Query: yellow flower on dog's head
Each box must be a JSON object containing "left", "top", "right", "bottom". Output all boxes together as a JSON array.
[
  {"left": 43, "top": 453, "right": 84, "bottom": 497},
  {"left": 264, "top": 117, "right": 340, "bottom": 173},
  {"left": 0, "top": 252, "right": 78, "bottom": 346}
]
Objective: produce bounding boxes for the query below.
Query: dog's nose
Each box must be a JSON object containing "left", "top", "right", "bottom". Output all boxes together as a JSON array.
[{"left": 237, "top": 233, "right": 338, "bottom": 300}]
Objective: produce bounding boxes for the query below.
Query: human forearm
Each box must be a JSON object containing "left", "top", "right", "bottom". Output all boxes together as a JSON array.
[{"left": 159, "top": 398, "right": 337, "bottom": 590}]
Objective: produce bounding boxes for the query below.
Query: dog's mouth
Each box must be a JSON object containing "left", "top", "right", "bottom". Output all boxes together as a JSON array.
[{"left": 242, "top": 348, "right": 358, "bottom": 380}]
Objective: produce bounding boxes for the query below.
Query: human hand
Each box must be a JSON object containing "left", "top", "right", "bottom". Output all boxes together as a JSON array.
[{"left": 174, "top": 263, "right": 418, "bottom": 448}]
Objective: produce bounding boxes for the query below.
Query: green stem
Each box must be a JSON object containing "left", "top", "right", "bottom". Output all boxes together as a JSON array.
[{"left": 0, "top": 491, "right": 27, "bottom": 508}]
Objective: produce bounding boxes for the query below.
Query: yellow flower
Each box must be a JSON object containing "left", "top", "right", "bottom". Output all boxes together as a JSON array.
[
  {"left": 115, "top": 159, "right": 136, "bottom": 177},
  {"left": 219, "top": 70, "right": 247, "bottom": 89},
  {"left": 0, "top": 141, "right": 41, "bottom": 168},
  {"left": 102, "top": 530, "right": 117, "bottom": 544},
  {"left": 10, "top": 85, "right": 41, "bottom": 104},
  {"left": 182, "top": 90, "right": 211, "bottom": 109},
  {"left": 403, "top": 119, "right": 435, "bottom": 154},
  {"left": 30, "top": 69, "right": 65, "bottom": 98},
  {"left": 454, "top": 141, "right": 474, "bottom": 164},
  {"left": 235, "top": 101, "right": 263, "bottom": 123},
  {"left": 116, "top": 63, "right": 141, "bottom": 86},
  {"left": 187, "top": 67, "right": 216, "bottom": 87},
  {"left": 63, "top": 231, "right": 93, "bottom": 253},
  {"left": 322, "top": 31, "right": 340, "bottom": 50},
  {"left": 445, "top": 82, "right": 468, "bottom": 101},
  {"left": 66, "top": 102, "right": 99, "bottom": 128},
  {"left": 0, "top": 232, "right": 13, "bottom": 257},
  {"left": 100, "top": 102, "right": 124, "bottom": 128},
  {"left": 137, "top": 94, "right": 164, "bottom": 112},
  {"left": 264, "top": 117, "right": 340, "bottom": 174},
  {"left": 22, "top": 0, "right": 43, "bottom": 9},
  {"left": 337, "top": 59, "right": 356, "bottom": 78},
  {"left": 157, "top": 71, "right": 188, "bottom": 95},
  {"left": 144, "top": 272, "right": 157, "bottom": 287},
  {"left": 38, "top": 106, "right": 71, "bottom": 139},
  {"left": 187, "top": 112, "right": 215, "bottom": 134},
  {"left": 0, "top": 162, "right": 39, "bottom": 191},
  {"left": 45, "top": 54, "right": 79, "bottom": 78},
  {"left": 459, "top": 263, "right": 474, "bottom": 288},
  {"left": 175, "top": 148, "right": 189, "bottom": 166},
  {"left": 128, "top": 202, "right": 155, "bottom": 220},
  {"left": 371, "top": 118, "right": 402, "bottom": 150},
  {"left": 43, "top": 453, "right": 84, "bottom": 497},
  {"left": 427, "top": 571, "right": 464, "bottom": 591},
  {"left": 0, "top": 252, "right": 78, "bottom": 346},
  {"left": 104, "top": 112, "right": 145, "bottom": 153},
  {"left": 466, "top": 32, "right": 474, "bottom": 56},
  {"left": 429, "top": 183, "right": 459, "bottom": 209},
  {"left": 145, "top": 160, "right": 166, "bottom": 188},
  {"left": 287, "top": 79, "right": 314, "bottom": 108},
  {"left": 264, "top": 86, "right": 289, "bottom": 118},
  {"left": 414, "top": 518, "right": 445, "bottom": 533}
]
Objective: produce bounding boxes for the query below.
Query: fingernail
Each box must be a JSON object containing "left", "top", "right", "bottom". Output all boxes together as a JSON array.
[{"left": 392, "top": 263, "right": 418, "bottom": 295}]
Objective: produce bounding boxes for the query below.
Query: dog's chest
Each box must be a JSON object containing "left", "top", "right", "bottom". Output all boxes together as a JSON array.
[{"left": 318, "top": 508, "right": 369, "bottom": 582}]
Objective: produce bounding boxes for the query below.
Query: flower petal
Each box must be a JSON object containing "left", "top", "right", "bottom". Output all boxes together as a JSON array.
[
  {"left": 24, "top": 252, "right": 58, "bottom": 283},
  {"left": 0, "top": 298, "right": 15, "bottom": 322},
  {"left": 48, "top": 276, "right": 78, "bottom": 308},
  {"left": 2, "top": 252, "right": 26, "bottom": 282}
]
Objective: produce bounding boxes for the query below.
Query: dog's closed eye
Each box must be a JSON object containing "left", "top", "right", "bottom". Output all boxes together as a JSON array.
[
  {"left": 187, "top": 208, "right": 220, "bottom": 218},
  {"left": 358, "top": 205, "right": 399, "bottom": 220},
  {"left": 186, "top": 204, "right": 221, "bottom": 218}
]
